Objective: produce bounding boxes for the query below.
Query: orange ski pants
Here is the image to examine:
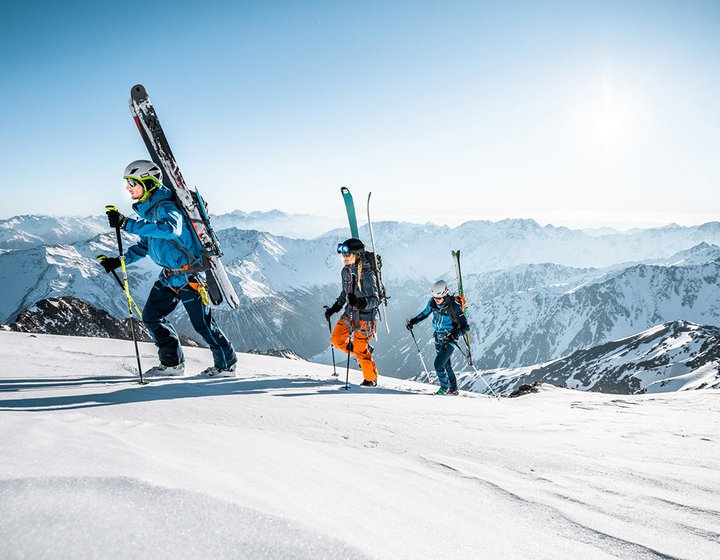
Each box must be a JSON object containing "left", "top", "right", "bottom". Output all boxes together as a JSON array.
[{"left": 330, "top": 314, "right": 378, "bottom": 382}]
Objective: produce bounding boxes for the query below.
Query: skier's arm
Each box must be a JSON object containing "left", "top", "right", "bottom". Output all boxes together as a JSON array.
[
  {"left": 124, "top": 237, "right": 149, "bottom": 266},
  {"left": 413, "top": 301, "right": 433, "bottom": 322},
  {"left": 124, "top": 202, "right": 184, "bottom": 240}
]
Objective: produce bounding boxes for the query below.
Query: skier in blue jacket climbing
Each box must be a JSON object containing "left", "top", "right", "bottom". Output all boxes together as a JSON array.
[
  {"left": 99, "top": 160, "right": 237, "bottom": 377},
  {"left": 406, "top": 280, "right": 469, "bottom": 395}
]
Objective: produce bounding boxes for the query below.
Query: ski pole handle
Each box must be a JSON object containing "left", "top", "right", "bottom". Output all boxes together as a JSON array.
[
  {"left": 323, "top": 306, "right": 333, "bottom": 333},
  {"left": 105, "top": 205, "right": 124, "bottom": 256}
]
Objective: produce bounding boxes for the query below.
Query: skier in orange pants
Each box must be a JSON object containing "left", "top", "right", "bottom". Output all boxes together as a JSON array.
[{"left": 325, "top": 238, "right": 380, "bottom": 386}]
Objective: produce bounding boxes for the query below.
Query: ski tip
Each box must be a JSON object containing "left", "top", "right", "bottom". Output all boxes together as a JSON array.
[
  {"left": 130, "top": 84, "right": 148, "bottom": 99},
  {"left": 340, "top": 186, "right": 350, "bottom": 194}
]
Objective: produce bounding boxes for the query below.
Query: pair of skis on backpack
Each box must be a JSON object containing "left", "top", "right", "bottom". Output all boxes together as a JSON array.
[
  {"left": 129, "top": 84, "right": 239, "bottom": 310},
  {"left": 340, "top": 187, "right": 390, "bottom": 333}
]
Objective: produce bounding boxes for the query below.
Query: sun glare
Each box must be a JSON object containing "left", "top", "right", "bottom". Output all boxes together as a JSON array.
[{"left": 571, "top": 75, "right": 647, "bottom": 154}]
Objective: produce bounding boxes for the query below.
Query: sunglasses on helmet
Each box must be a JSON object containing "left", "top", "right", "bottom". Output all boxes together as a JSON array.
[{"left": 337, "top": 243, "right": 351, "bottom": 254}]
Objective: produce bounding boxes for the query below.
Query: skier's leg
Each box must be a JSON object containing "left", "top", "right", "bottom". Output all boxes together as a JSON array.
[
  {"left": 181, "top": 286, "right": 236, "bottom": 369},
  {"left": 330, "top": 315, "right": 352, "bottom": 353},
  {"left": 445, "top": 344, "right": 458, "bottom": 391},
  {"left": 143, "top": 281, "right": 183, "bottom": 366},
  {"left": 351, "top": 324, "right": 378, "bottom": 382},
  {"left": 433, "top": 340, "right": 451, "bottom": 390}
]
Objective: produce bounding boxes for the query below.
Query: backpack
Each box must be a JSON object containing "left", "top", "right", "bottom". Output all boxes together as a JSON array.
[{"left": 364, "top": 251, "right": 389, "bottom": 308}]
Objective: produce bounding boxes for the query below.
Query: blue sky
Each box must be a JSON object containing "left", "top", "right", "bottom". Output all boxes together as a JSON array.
[{"left": 2, "top": 0, "right": 719, "bottom": 228}]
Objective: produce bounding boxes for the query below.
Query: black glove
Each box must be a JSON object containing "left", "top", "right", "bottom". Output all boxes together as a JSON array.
[
  {"left": 347, "top": 292, "right": 367, "bottom": 310},
  {"left": 406, "top": 318, "right": 417, "bottom": 331},
  {"left": 97, "top": 255, "right": 121, "bottom": 273},
  {"left": 106, "top": 208, "right": 128, "bottom": 230},
  {"left": 324, "top": 302, "right": 342, "bottom": 321},
  {"left": 448, "top": 327, "right": 460, "bottom": 341}
]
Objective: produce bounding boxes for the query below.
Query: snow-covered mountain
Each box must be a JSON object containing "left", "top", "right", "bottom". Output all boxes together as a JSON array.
[
  {"left": 424, "top": 320, "right": 720, "bottom": 396},
  {"left": 4, "top": 295, "right": 202, "bottom": 346},
  {"left": 461, "top": 260, "right": 720, "bottom": 370},
  {"left": 209, "top": 209, "right": 345, "bottom": 239},
  {"left": 0, "top": 210, "right": 344, "bottom": 251},
  {"left": 1, "top": 332, "right": 718, "bottom": 559},
  {"left": 0, "top": 215, "right": 107, "bottom": 251},
  {"left": 4, "top": 214, "right": 720, "bottom": 382}
]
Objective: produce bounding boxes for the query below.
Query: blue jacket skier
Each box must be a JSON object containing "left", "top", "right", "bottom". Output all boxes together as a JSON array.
[
  {"left": 406, "top": 280, "right": 469, "bottom": 395},
  {"left": 100, "top": 160, "right": 237, "bottom": 377}
]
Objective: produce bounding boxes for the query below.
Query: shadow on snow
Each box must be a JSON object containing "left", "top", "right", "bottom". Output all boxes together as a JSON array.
[{"left": 0, "top": 374, "right": 423, "bottom": 412}]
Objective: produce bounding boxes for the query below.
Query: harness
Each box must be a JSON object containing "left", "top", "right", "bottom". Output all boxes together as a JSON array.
[
  {"left": 431, "top": 297, "right": 463, "bottom": 342},
  {"left": 340, "top": 313, "right": 376, "bottom": 336},
  {"left": 152, "top": 203, "right": 209, "bottom": 304}
]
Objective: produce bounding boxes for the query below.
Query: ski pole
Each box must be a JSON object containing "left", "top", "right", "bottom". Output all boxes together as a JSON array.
[
  {"left": 408, "top": 327, "right": 430, "bottom": 378},
  {"left": 323, "top": 307, "right": 338, "bottom": 377},
  {"left": 450, "top": 340, "right": 500, "bottom": 399},
  {"left": 340, "top": 309, "right": 355, "bottom": 391},
  {"left": 96, "top": 255, "right": 143, "bottom": 318},
  {"left": 106, "top": 206, "right": 146, "bottom": 386},
  {"left": 341, "top": 320, "right": 354, "bottom": 391}
]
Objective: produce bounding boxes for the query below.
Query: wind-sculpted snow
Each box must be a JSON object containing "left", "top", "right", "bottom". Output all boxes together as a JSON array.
[
  {"left": 0, "top": 332, "right": 719, "bottom": 559},
  {"left": 1, "top": 477, "right": 370, "bottom": 560}
]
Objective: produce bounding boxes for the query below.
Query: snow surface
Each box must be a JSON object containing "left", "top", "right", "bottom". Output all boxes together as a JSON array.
[{"left": 1, "top": 332, "right": 719, "bottom": 559}]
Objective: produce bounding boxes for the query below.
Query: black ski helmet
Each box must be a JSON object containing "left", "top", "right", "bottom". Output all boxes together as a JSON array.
[
  {"left": 337, "top": 238, "right": 365, "bottom": 255},
  {"left": 123, "top": 160, "right": 162, "bottom": 202}
]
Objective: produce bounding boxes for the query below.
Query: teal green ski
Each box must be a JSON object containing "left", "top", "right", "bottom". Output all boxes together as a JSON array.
[{"left": 341, "top": 187, "right": 359, "bottom": 238}]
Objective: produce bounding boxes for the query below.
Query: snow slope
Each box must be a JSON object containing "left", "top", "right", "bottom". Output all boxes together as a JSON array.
[
  {"left": 1, "top": 332, "right": 718, "bottom": 559},
  {"left": 443, "top": 321, "right": 720, "bottom": 397}
]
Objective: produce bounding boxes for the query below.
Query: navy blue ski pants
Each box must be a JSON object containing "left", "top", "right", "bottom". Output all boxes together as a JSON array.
[
  {"left": 143, "top": 280, "right": 236, "bottom": 369},
  {"left": 434, "top": 338, "right": 458, "bottom": 391}
]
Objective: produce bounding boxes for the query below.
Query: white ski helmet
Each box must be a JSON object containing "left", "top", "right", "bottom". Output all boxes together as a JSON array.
[
  {"left": 124, "top": 160, "right": 162, "bottom": 186},
  {"left": 123, "top": 160, "right": 162, "bottom": 202},
  {"left": 431, "top": 280, "right": 449, "bottom": 298}
]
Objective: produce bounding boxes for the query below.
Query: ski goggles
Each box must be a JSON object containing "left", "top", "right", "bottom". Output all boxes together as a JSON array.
[{"left": 337, "top": 243, "right": 352, "bottom": 254}]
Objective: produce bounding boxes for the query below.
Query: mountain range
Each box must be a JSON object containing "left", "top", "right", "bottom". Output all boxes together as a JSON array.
[
  {"left": 3, "top": 212, "right": 720, "bottom": 391},
  {"left": 413, "top": 320, "right": 720, "bottom": 395}
]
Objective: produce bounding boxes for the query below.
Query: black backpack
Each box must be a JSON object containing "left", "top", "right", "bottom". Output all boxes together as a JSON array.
[{"left": 364, "top": 251, "right": 389, "bottom": 308}]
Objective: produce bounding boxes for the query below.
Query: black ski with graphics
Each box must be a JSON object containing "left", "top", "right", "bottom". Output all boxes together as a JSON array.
[
  {"left": 129, "top": 84, "right": 239, "bottom": 309},
  {"left": 451, "top": 249, "right": 472, "bottom": 365}
]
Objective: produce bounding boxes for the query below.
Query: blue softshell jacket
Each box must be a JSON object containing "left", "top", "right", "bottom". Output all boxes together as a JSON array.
[
  {"left": 412, "top": 296, "right": 469, "bottom": 337},
  {"left": 123, "top": 186, "right": 203, "bottom": 289}
]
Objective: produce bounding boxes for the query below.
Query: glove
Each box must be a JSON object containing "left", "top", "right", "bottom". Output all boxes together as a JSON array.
[
  {"left": 406, "top": 318, "right": 417, "bottom": 331},
  {"left": 106, "top": 208, "right": 128, "bottom": 230},
  {"left": 97, "top": 255, "right": 121, "bottom": 273},
  {"left": 448, "top": 327, "right": 460, "bottom": 341},
  {"left": 347, "top": 292, "right": 367, "bottom": 310},
  {"left": 324, "top": 302, "right": 342, "bottom": 321}
]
